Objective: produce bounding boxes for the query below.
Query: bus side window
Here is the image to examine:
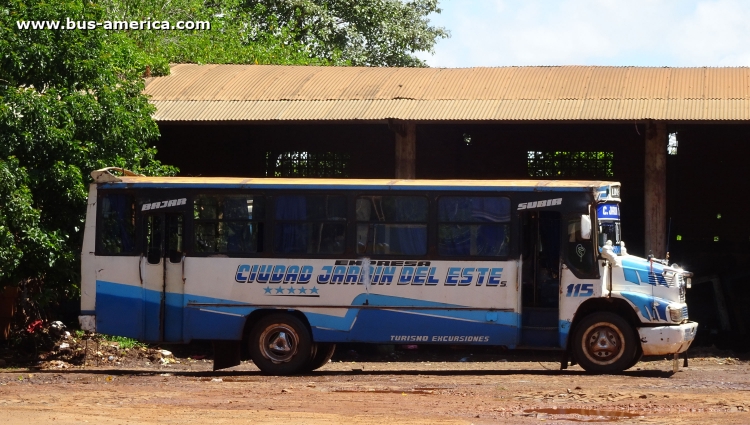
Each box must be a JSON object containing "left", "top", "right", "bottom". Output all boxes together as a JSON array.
[
  {"left": 145, "top": 215, "right": 163, "bottom": 264},
  {"left": 99, "top": 193, "right": 136, "bottom": 255},
  {"left": 273, "top": 195, "right": 346, "bottom": 254},
  {"left": 193, "top": 195, "right": 264, "bottom": 254},
  {"left": 566, "top": 218, "right": 598, "bottom": 278},
  {"left": 167, "top": 214, "right": 183, "bottom": 263},
  {"left": 437, "top": 196, "right": 510, "bottom": 257},
  {"left": 355, "top": 196, "right": 427, "bottom": 256}
]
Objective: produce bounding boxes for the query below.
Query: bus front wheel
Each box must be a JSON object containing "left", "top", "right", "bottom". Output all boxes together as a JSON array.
[
  {"left": 573, "top": 312, "right": 637, "bottom": 374},
  {"left": 249, "top": 313, "right": 312, "bottom": 375}
]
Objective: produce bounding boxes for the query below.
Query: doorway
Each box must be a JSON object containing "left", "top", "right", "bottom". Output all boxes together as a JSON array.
[
  {"left": 520, "top": 210, "right": 561, "bottom": 347},
  {"left": 142, "top": 213, "right": 185, "bottom": 342}
]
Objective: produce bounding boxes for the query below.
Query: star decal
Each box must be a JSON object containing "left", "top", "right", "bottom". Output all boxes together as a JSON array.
[
  {"left": 287, "top": 287, "right": 296, "bottom": 294},
  {"left": 263, "top": 287, "right": 272, "bottom": 294},
  {"left": 298, "top": 287, "right": 307, "bottom": 294},
  {"left": 275, "top": 287, "right": 284, "bottom": 294},
  {"left": 310, "top": 287, "right": 319, "bottom": 294}
]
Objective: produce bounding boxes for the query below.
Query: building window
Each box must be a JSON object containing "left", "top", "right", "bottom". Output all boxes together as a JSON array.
[
  {"left": 527, "top": 151, "right": 614, "bottom": 179},
  {"left": 668, "top": 132, "right": 678, "bottom": 155},
  {"left": 266, "top": 151, "right": 350, "bottom": 178}
]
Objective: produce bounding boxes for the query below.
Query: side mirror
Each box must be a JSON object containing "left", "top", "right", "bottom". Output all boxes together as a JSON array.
[{"left": 581, "top": 214, "right": 592, "bottom": 240}]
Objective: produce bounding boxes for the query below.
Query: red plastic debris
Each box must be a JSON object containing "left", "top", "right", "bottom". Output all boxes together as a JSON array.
[{"left": 26, "top": 320, "right": 43, "bottom": 334}]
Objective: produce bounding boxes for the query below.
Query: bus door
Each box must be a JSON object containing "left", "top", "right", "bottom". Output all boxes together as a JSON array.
[
  {"left": 559, "top": 213, "right": 600, "bottom": 345},
  {"left": 519, "top": 211, "right": 561, "bottom": 347},
  {"left": 142, "top": 212, "right": 185, "bottom": 342}
]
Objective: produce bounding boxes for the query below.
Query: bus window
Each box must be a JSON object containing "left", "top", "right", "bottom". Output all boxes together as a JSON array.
[
  {"left": 145, "top": 215, "right": 164, "bottom": 264},
  {"left": 356, "top": 196, "right": 427, "bottom": 256},
  {"left": 194, "top": 195, "right": 264, "bottom": 254},
  {"left": 273, "top": 195, "right": 346, "bottom": 254},
  {"left": 98, "top": 193, "right": 136, "bottom": 255},
  {"left": 167, "top": 214, "right": 184, "bottom": 263},
  {"left": 437, "top": 196, "right": 510, "bottom": 257},
  {"left": 566, "top": 218, "right": 598, "bottom": 278}
]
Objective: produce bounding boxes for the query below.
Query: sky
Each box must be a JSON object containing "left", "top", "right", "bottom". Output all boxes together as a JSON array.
[{"left": 416, "top": 0, "right": 750, "bottom": 68}]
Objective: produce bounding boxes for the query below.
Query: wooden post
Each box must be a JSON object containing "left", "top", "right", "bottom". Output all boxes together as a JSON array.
[
  {"left": 644, "top": 121, "right": 667, "bottom": 258},
  {"left": 390, "top": 119, "right": 416, "bottom": 179}
]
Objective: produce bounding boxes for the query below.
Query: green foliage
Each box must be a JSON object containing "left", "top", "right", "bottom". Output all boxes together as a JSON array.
[
  {"left": 240, "top": 0, "right": 449, "bottom": 67},
  {"left": 0, "top": 0, "right": 447, "bottom": 320},
  {"left": 98, "top": 0, "right": 332, "bottom": 72},
  {"left": 101, "top": 334, "right": 145, "bottom": 349},
  {"left": 527, "top": 151, "right": 615, "bottom": 179},
  {"left": 97, "top": 0, "right": 448, "bottom": 70},
  {"left": 0, "top": 0, "right": 176, "bottom": 308}
]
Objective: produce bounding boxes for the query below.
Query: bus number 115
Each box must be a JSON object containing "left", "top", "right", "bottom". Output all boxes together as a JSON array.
[{"left": 566, "top": 283, "right": 594, "bottom": 297}]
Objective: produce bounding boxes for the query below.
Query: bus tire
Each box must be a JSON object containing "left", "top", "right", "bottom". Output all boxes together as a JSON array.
[
  {"left": 304, "top": 343, "right": 336, "bottom": 372},
  {"left": 249, "top": 313, "right": 312, "bottom": 375},
  {"left": 624, "top": 345, "right": 643, "bottom": 370},
  {"left": 573, "top": 312, "right": 637, "bottom": 374}
]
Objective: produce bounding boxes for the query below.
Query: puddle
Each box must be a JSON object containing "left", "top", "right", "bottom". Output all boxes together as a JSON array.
[
  {"left": 523, "top": 408, "right": 644, "bottom": 422},
  {"left": 333, "top": 389, "right": 435, "bottom": 394}
]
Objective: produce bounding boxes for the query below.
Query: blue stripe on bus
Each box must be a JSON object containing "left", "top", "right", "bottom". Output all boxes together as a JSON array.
[
  {"left": 620, "top": 292, "right": 669, "bottom": 322},
  {"left": 99, "top": 182, "right": 594, "bottom": 192},
  {"left": 311, "top": 308, "right": 519, "bottom": 346},
  {"left": 95, "top": 280, "right": 550, "bottom": 347},
  {"left": 96, "top": 280, "right": 144, "bottom": 340},
  {"left": 559, "top": 320, "right": 571, "bottom": 349}
]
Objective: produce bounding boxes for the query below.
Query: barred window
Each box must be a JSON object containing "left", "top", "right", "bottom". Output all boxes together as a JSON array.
[
  {"left": 527, "top": 151, "right": 614, "bottom": 178},
  {"left": 266, "top": 151, "right": 349, "bottom": 177}
]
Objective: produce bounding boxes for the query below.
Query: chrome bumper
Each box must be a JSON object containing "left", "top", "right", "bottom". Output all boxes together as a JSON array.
[{"left": 638, "top": 321, "right": 698, "bottom": 356}]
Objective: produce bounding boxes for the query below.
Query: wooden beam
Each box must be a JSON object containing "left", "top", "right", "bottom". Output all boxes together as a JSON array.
[
  {"left": 644, "top": 120, "right": 667, "bottom": 257},
  {"left": 390, "top": 120, "right": 416, "bottom": 179}
]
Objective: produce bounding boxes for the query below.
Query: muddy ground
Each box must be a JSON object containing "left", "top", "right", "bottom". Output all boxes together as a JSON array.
[{"left": 2, "top": 337, "right": 750, "bottom": 424}]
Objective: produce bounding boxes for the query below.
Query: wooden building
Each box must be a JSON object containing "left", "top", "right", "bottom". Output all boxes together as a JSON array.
[{"left": 145, "top": 65, "right": 750, "bottom": 286}]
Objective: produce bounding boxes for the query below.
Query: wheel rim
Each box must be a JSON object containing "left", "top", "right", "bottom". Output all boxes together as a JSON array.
[
  {"left": 580, "top": 321, "right": 625, "bottom": 366},
  {"left": 259, "top": 323, "right": 299, "bottom": 364}
]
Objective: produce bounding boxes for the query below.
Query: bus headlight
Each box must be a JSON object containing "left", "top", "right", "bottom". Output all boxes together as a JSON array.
[{"left": 668, "top": 306, "right": 688, "bottom": 323}]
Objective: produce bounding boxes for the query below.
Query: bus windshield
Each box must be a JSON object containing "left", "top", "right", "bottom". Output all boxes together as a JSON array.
[{"left": 597, "top": 203, "right": 621, "bottom": 253}]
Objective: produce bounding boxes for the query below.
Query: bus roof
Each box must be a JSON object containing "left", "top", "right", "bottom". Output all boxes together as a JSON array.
[{"left": 92, "top": 169, "right": 619, "bottom": 192}]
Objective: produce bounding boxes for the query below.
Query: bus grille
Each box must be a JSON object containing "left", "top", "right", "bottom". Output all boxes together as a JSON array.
[
  {"left": 664, "top": 272, "right": 684, "bottom": 288},
  {"left": 681, "top": 306, "right": 689, "bottom": 320}
]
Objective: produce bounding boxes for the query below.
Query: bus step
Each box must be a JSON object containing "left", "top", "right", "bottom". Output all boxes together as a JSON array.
[
  {"left": 521, "top": 308, "right": 559, "bottom": 327},
  {"left": 520, "top": 326, "right": 559, "bottom": 347}
]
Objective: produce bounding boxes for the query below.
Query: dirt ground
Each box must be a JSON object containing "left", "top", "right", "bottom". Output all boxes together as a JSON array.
[{"left": 2, "top": 339, "right": 750, "bottom": 425}]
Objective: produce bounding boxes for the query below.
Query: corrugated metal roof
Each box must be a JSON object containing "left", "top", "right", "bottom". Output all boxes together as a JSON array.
[{"left": 144, "top": 64, "right": 750, "bottom": 121}]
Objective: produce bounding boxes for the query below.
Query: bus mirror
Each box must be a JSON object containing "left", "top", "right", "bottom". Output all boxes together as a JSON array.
[{"left": 581, "top": 215, "right": 592, "bottom": 240}]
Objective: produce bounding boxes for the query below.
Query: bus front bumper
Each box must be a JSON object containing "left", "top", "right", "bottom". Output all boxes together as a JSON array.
[{"left": 638, "top": 322, "right": 698, "bottom": 356}]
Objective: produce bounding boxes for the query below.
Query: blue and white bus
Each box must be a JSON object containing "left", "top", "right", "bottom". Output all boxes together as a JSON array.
[{"left": 79, "top": 167, "right": 697, "bottom": 374}]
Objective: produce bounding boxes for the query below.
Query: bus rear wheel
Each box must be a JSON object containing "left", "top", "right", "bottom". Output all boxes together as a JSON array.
[
  {"left": 573, "top": 312, "right": 637, "bottom": 374},
  {"left": 304, "top": 343, "right": 336, "bottom": 372},
  {"left": 249, "top": 313, "right": 312, "bottom": 375}
]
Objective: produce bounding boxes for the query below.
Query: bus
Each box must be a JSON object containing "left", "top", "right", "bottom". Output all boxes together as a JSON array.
[{"left": 79, "top": 167, "right": 697, "bottom": 374}]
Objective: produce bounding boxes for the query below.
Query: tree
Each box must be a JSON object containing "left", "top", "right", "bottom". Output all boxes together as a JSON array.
[
  {"left": 98, "top": 0, "right": 448, "bottom": 70},
  {"left": 0, "top": 0, "right": 448, "bottom": 320},
  {"left": 244, "top": 0, "right": 449, "bottom": 67},
  {"left": 97, "top": 0, "right": 334, "bottom": 74},
  {"left": 0, "top": 0, "right": 175, "bottom": 310}
]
